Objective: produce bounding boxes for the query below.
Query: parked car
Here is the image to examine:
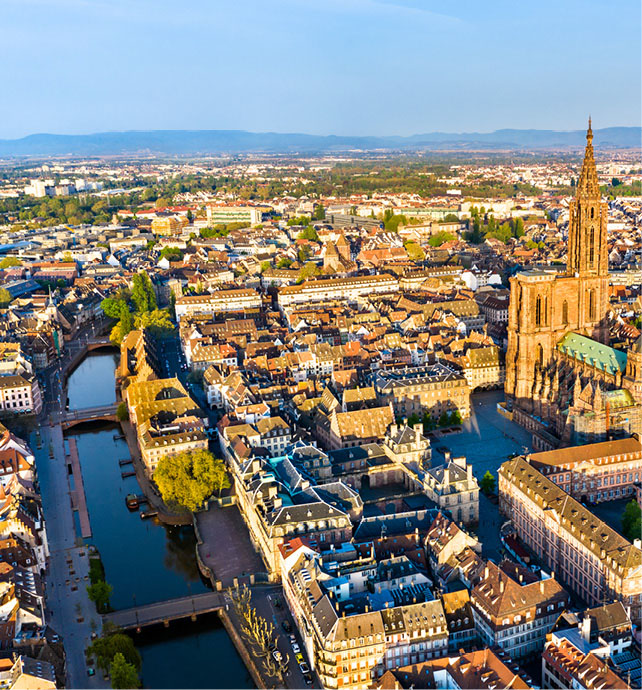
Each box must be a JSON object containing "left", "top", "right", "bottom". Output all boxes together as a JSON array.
[
  {"left": 300, "top": 662, "right": 310, "bottom": 674},
  {"left": 282, "top": 620, "right": 292, "bottom": 633},
  {"left": 303, "top": 673, "right": 313, "bottom": 686},
  {"left": 292, "top": 642, "right": 300, "bottom": 654}
]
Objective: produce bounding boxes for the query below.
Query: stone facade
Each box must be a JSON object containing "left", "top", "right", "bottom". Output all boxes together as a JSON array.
[{"left": 505, "top": 122, "right": 641, "bottom": 447}]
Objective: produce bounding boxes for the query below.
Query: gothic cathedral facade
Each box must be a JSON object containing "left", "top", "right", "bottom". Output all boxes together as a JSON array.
[{"left": 504, "top": 121, "right": 641, "bottom": 448}]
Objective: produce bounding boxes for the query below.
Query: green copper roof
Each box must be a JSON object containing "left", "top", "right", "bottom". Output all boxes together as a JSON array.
[{"left": 557, "top": 332, "right": 627, "bottom": 376}]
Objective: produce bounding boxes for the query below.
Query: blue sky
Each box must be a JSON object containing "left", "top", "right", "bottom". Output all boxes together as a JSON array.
[{"left": 1, "top": 0, "right": 639, "bottom": 138}]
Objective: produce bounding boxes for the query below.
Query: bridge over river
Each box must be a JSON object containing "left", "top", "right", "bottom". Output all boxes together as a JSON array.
[
  {"left": 103, "top": 591, "right": 226, "bottom": 630},
  {"left": 55, "top": 402, "right": 119, "bottom": 429}
]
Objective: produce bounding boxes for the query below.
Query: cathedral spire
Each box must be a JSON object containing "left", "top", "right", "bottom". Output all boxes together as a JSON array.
[{"left": 576, "top": 118, "right": 600, "bottom": 198}]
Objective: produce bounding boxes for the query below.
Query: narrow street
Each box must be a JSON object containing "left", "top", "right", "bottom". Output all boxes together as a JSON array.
[{"left": 37, "top": 423, "right": 107, "bottom": 689}]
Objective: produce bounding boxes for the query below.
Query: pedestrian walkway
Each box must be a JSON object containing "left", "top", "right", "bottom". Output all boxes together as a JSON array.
[{"left": 67, "top": 438, "right": 91, "bottom": 538}]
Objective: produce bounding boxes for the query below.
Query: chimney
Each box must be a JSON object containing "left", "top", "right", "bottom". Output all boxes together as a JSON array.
[
  {"left": 444, "top": 451, "right": 451, "bottom": 462},
  {"left": 539, "top": 581, "right": 545, "bottom": 595},
  {"left": 443, "top": 467, "right": 450, "bottom": 486},
  {"left": 499, "top": 580, "right": 504, "bottom": 593},
  {"left": 467, "top": 464, "right": 473, "bottom": 480},
  {"left": 580, "top": 612, "right": 591, "bottom": 642}
]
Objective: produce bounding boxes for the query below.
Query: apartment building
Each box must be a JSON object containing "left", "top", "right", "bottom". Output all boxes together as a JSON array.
[
  {"left": 278, "top": 274, "right": 399, "bottom": 309},
  {"left": 378, "top": 648, "right": 531, "bottom": 690},
  {"left": 423, "top": 456, "right": 479, "bottom": 525},
  {"left": 456, "top": 346, "right": 505, "bottom": 391},
  {"left": 280, "top": 539, "right": 448, "bottom": 690},
  {"left": 125, "top": 377, "right": 207, "bottom": 474},
  {"left": 499, "top": 456, "right": 642, "bottom": 624},
  {"left": 175, "top": 289, "right": 262, "bottom": 320},
  {"left": 471, "top": 561, "right": 570, "bottom": 659},
  {"left": 373, "top": 364, "right": 470, "bottom": 421},
  {"left": 205, "top": 203, "right": 269, "bottom": 226},
  {"left": 0, "top": 376, "right": 42, "bottom": 415},
  {"left": 527, "top": 436, "right": 642, "bottom": 503}
]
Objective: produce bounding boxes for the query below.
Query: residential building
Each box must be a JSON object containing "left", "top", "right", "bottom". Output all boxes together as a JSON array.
[
  {"left": 423, "top": 456, "right": 479, "bottom": 525},
  {"left": 175, "top": 289, "right": 262, "bottom": 320},
  {"left": 499, "top": 456, "right": 642, "bottom": 624},
  {"left": 470, "top": 560, "right": 570, "bottom": 659},
  {"left": 527, "top": 436, "right": 642, "bottom": 503}
]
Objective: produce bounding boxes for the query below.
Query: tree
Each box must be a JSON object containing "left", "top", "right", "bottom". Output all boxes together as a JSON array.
[
  {"left": 297, "top": 261, "right": 320, "bottom": 282},
  {"left": 443, "top": 213, "right": 459, "bottom": 222},
  {"left": 622, "top": 500, "right": 641, "bottom": 542},
  {"left": 87, "top": 580, "right": 113, "bottom": 613},
  {"left": 0, "top": 288, "right": 12, "bottom": 308},
  {"left": 89, "top": 632, "right": 141, "bottom": 673},
  {"left": 133, "top": 309, "right": 173, "bottom": 336},
  {"left": 116, "top": 402, "right": 129, "bottom": 422},
  {"left": 260, "top": 260, "right": 271, "bottom": 273},
  {"left": 0, "top": 257, "right": 21, "bottom": 268},
  {"left": 611, "top": 177, "right": 621, "bottom": 187},
  {"left": 159, "top": 246, "right": 183, "bottom": 262},
  {"left": 287, "top": 215, "right": 310, "bottom": 227},
  {"left": 110, "top": 653, "right": 140, "bottom": 690},
  {"left": 297, "top": 226, "right": 319, "bottom": 241},
  {"left": 131, "top": 272, "right": 157, "bottom": 313},
  {"left": 313, "top": 204, "right": 326, "bottom": 220},
  {"left": 276, "top": 257, "right": 293, "bottom": 269},
  {"left": 154, "top": 449, "right": 226, "bottom": 513},
  {"left": 403, "top": 241, "right": 425, "bottom": 262},
  {"left": 297, "top": 245, "right": 312, "bottom": 263},
  {"left": 428, "top": 231, "right": 455, "bottom": 247},
  {"left": 62, "top": 251, "right": 74, "bottom": 263},
  {"left": 480, "top": 471, "right": 496, "bottom": 495}
]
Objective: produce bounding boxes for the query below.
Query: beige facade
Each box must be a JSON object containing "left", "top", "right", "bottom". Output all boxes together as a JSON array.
[{"left": 499, "top": 456, "right": 642, "bottom": 624}]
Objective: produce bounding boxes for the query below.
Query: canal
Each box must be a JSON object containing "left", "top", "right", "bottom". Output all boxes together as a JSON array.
[{"left": 63, "top": 353, "right": 253, "bottom": 689}]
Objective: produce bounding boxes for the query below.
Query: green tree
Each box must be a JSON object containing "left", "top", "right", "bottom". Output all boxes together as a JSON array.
[
  {"left": 276, "top": 257, "right": 293, "bottom": 269},
  {"left": 512, "top": 217, "right": 525, "bottom": 238},
  {"left": 154, "top": 449, "right": 227, "bottom": 513},
  {"left": 116, "top": 402, "right": 129, "bottom": 422},
  {"left": 0, "top": 257, "right": 21, "bottom": 268},
  {"left": 133, "top": 309, "right": 173, "bottom": 336},
  {"left": 159, "top": 246, "right": 183, "bottom": 262},
  {"left": 109, "top": 653, "right": 140, "bottom": 690},
  {"left": 297, "top": 244, "right": 312, "bottom": 263},
  {"left": 611, "top": 177, "right": 621, "bottom": 187},
  {"left": 297, "top": 261, "right": 320, "bottom": 282},
  {"left": 87, "top": 580, "right": 113, "bottom": 613},
  {"left": 480, "top": 471, "right": 496, "bottom": 495},
  {"left": 298, "top": 226, "right": 319, "bottom": 241},
  {"left": 313, "top": 204, "right": 326, "bottom": 220},
  {"left": 403, "top": 241, "right": 425, "bottom": 261},
  {"left": 622, "top": 500, "right": 641, "bottom": 542},
  {"left": 428, "top": 231, "right": 455, "bottom": 247},
  {"left": 101, "top": 297, "right": 128, "bottom": 320},
  {"left": 131, "top": 272, "right": 157, "bottom": 313},
  {"left": 260, "top": 260, "right": 271, "bottom": 272},
  {"left": 443, "top": 213, "right": 459, "bottom": 222},
  {"left": 62, "top": 251, "right": 74, "bottom": 263},
  {"left": 0, "top": 288, "right": 12, "bottom": 308},
  {"left": 287, "top": 215, "right": 311, "bottom": 227},
  {"left": 89, "top": 633, "right": 141, "bottom": 673}
]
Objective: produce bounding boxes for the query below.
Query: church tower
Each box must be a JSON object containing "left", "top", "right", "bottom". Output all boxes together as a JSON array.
[
  {"left": 567, "top": 119, "right": 608, "bottom": 279},
  {"left": 505, "top": 120, "right": 611, "bottom": 415}
]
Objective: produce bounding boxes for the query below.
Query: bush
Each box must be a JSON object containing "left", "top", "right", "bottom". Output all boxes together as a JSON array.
[{"left": 116, "top": 402, "right": 129, "bottom": 422}]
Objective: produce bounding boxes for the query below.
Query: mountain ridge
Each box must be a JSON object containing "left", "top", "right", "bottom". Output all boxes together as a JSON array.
[{"left": 0, "top": 127, "right": 639, "bottom": 156}]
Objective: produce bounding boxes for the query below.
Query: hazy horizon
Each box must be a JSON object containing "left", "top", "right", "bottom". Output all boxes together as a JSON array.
[{"left": 1, "top": 0, "right": 640, "bottom": 139}]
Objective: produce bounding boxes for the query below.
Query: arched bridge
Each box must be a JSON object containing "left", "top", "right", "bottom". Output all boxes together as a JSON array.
[
  {"left": 103, "top": 591, "right": 225, "bottom": 630},
  {"left": 57, "top": 403, "right": 119, "bottom": 430}
]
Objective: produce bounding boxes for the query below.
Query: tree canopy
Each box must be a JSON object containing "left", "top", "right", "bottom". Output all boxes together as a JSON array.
[
  {"left": 110, "top": 653, "right": 140, "bottom": 690},
  {"left": 154, "top": 449, "right": 229, "bottom": 513},
  {"left": 480, "top": 471, "right": 496, "bottom": 494},
  {"left": 297, "top": 226, "right": 319, "bottom": 241},
  {"left": 131, "top": 272, "right": 157, "bottom": 313},
  {"left": 622, "top": 500, "right": 641, "bottom": 542},
  {"left": 403, "top": 240, "right": 425, "bottom": 262},
  {"left": 133, "top": 309, "right": 173, "bottom": 336},
  {"left": 428, "top": 231, "right": 455, "bottom": 247},
  {"left": 88, "top": 632, "right": 141, "bottom": 674},
  {"left": 0, "top": 257, "right": 21, "bottom": 268}
]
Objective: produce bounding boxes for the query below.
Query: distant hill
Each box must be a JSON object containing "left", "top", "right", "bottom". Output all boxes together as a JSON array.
[{"left": 0, "top": 127, "right": 639, "bottom": 156}]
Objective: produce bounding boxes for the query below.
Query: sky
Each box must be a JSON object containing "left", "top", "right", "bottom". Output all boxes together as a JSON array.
[{"left": 1, "top": 0, "right": 640, "bottom": 139}]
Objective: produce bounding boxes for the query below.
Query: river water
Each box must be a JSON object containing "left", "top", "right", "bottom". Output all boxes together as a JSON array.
[{"left": 64, "top": 353, "right": 253, "bottom": 689}]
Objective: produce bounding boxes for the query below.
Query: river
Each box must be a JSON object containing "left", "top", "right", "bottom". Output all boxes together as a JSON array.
[{"left": 63, "top": 352, "right": 253, "bottom": 689}]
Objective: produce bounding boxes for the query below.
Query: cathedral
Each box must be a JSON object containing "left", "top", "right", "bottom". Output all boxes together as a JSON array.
[{"left": 504, "top": 120, "right": 641, "bottom": 449}]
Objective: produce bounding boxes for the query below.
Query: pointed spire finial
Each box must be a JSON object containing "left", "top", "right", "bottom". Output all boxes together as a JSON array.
[{"left": 587, "top": 116, "right": 593, "bottom": 142}]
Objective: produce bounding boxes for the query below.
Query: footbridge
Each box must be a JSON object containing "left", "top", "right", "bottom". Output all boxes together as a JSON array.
[
  {"left": 103, "top": 591, "right": 225, "bottom": 630},
  {"left": 58, "top": 403, "right": 119, "bottom": 429}
]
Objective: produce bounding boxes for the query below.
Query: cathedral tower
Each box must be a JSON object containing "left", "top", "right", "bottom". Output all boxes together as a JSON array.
[
  {"left": 504, "top": 120, "right": 611, "bottom": 415},
  {"left": 566, "top": 119, "right": 609, "bottom": 279}
]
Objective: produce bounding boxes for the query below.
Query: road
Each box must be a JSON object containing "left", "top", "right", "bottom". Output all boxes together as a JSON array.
[{"left": 36, "top": 423, "right": 107, "bottom": 689}]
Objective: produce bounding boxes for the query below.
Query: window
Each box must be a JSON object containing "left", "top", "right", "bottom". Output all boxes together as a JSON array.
[
  {"left": 562, "top": 300, "right": 568, "bottom": 325},
  {"left": 588, "top": 290, "right": 596, "bottom": 320}
]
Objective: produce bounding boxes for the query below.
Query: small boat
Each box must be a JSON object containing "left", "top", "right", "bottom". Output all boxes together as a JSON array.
[
  {"left": 125, "top": 494, "right": 140, "bottom": 510},
  {"left": 140, "top": 510, "right": 158, "bottom": 520}
]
